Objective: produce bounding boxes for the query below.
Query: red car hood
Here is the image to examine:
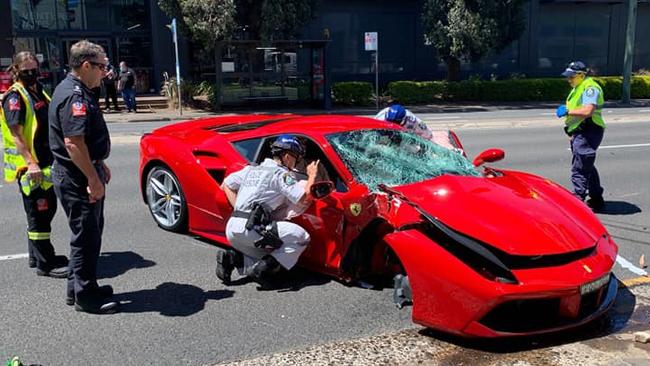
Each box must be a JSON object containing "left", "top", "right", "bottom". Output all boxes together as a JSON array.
[{"left": 392, "top": 173, "right": 601, "bottom": 256}]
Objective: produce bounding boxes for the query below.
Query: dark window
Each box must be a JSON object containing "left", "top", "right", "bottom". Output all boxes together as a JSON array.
[{"left": 232, "top": 138, "right": 263, "bottom": 162}]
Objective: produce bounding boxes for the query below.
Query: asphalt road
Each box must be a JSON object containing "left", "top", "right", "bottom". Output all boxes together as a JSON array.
[{"left": 0, "top": 113, "right": 649, "bottom": 365}]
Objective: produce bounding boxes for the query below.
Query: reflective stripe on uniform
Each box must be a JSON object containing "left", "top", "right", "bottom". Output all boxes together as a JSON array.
[
  {"left": 28, "top": 231, "right": 51, "bottom": 240},
  {"left": 4, "top": 148, "right": 19, "bottom": 155}
]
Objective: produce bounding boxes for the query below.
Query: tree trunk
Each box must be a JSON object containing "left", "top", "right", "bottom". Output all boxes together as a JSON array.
[{"left": 444, "top": 56, "right": 461, "bottom": 82}]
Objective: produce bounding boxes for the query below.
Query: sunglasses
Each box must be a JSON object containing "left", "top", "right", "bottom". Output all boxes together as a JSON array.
[{"left": 88, "top": 61, "right": 107, "bottom": 71}]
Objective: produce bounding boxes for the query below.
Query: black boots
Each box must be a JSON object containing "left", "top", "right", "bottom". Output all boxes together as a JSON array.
[{"left": 216, "top": 249, "right": 243, "bottom": 285}]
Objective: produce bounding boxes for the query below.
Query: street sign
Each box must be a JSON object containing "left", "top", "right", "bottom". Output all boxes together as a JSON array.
[
  {"left": 364, "top": 32, "right": 379, "bottom": 110},
  {"left": 364, "top": 32, "right": 378, "bottom": 51},
  {"left": 171, "top": 18, "right": 182, "bottom": 115}
]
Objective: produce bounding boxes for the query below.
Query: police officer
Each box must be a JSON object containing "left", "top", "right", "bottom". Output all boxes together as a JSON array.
[
  {"left": 49, "top": 41, "right": 118, "bottom": 314},
  {"left": 217, "top": 135, "right": 319, "bottom": 288},
  {"left": 555, "top": 61, "right": 606, "bottom": 211},
  {"left": 1, "top": 51, "right": 68, "bottom": 277},
  {"left": 375, "top": 104, "right": 433, "bottom": 140}
]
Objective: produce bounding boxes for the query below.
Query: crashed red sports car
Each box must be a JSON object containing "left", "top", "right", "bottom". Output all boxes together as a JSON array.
[{"left": 139, "top": 114, "right": 618, "bottom": 337}]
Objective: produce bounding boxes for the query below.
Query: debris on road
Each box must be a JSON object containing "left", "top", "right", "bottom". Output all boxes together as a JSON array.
[{"left": 634, "top": 331, "right": 650, "bottom": 344}]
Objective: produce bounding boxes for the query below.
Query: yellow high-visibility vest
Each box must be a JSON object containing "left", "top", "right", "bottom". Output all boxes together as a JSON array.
[
  {"left": 1, "top": 82, "right": 53, "bottom": 194},
  {"left": 564, "top": 77, "right": 606, "bottom": 134}
]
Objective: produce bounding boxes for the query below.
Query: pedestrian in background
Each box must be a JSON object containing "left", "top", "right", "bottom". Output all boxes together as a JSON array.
[
  {"left": 118, "top": 61, "right": 137, "bottom": 113},
  {"left": 555, "top": 61, "right": 606, "bottom": 211},
  {"left": 49, "top": 40, "right": 119, "bottom": 314},
  {"left": 102, "top": 60, "right": 119, "bottom": 112},
  {"left": 0, "top": 51, "right": 68, "bottom": 277}
]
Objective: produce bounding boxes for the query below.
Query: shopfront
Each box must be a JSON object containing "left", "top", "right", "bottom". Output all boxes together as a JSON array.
[{"left": 4, "top": 0, "right": 155, "bottom": 93}]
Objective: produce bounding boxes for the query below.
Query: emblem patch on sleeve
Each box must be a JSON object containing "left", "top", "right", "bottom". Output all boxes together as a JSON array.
[
  {"left": 8, "top": 97, "right": 20, "bottom": 111},
  {"left": 71, "top": 101, "right": 87, "bottom": 117},
  {"left": 283, "top": 173, "right": 296, "bottom": 186},
  {"left": 586, "top": 88, "right": 595, "bottom": 97}
]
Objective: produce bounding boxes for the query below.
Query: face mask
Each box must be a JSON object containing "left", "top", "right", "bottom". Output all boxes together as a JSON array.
[
  {"left": 18, "top": 69, "right": 39, "bottom": 86},
  {"left": 120, "top": 67, "right": 127, "bottom": 72}
]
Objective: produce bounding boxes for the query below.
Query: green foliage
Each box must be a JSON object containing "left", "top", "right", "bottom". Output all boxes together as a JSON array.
[
  {"left": 158, "top": 0, "right": 236, "bottom": 49},
  {"left": 422, "top": 0, "right": 526, "bottom": 80},
  {"left": 259, "top": 0, "right": 317, "bottom": 40},
  {"left": 385, "top": 76, "right": 650, "bottom": 104},
  {"left": 332, "top": 82, "right": 373, "bottom": 106},
  {"left": 387, "top": 81, "right": 445, "bottom": 104}
]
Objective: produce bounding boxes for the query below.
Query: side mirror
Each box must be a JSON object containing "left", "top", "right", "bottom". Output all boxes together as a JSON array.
[
  {"left": 310, "top": 181, "right": 334, "bottom": 199},
  {"left": 473, "top": 148, "right": 505, "bottom": 167}
]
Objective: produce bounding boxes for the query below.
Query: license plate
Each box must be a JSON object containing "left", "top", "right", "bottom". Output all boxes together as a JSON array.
[{"left": 580, "top": 273, "right": 611, "bottom": 295}]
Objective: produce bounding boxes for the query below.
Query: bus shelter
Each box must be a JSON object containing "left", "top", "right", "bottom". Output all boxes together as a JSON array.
[{"left": 212, "top": 40, "right": 331, "bottom": 110}]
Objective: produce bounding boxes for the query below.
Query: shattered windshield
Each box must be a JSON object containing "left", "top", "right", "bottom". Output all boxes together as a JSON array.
[{"left": 327, "top": 129, "right": 481, "bottom": 191}]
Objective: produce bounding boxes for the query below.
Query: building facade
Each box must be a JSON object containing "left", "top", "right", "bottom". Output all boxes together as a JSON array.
[
  {"left": 0, "top": 0, "right": 187, "bottom": 94},
  {"left": 1, "top": 0, "right": 648, "bottom": 95}
]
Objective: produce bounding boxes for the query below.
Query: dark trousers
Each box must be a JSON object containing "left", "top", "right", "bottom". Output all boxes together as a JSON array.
[
  {"left": 52, "top": 164, "right": 105, "bottom": 303},
  {"left": 121, "top": 88, "right": 137, "bottom": 111},
  {"left": 20, "top": 185, "right": 58, "bottom": 270},
  {"left": 104, "top": 83, "right": 118, "bottom": 110},
  {"left": 570, "top": 128, "right": 604, "bottom": 200}
]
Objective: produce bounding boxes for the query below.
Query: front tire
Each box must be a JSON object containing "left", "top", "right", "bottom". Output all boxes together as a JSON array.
[{"left": 145, "top": 166, "right": 188, "bottom": 232}]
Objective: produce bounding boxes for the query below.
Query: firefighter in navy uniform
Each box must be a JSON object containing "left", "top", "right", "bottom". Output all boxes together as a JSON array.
[
  {"left": 0, "top": 51, "right": 68, "bottom": 277},
  {"left": 217, "top": 135, "right": 320, "bottom": 289},
  {"left": 49, "top": 41, "right": 118, "bottom": 314}
]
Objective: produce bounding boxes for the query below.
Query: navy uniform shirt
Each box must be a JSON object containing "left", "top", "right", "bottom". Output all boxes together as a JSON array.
[
  {"left": 1, "top": 84, "right": 53, "bottom": 168},
  {"left": 48, "top": 74, "right": 110, "bottom": 176}
]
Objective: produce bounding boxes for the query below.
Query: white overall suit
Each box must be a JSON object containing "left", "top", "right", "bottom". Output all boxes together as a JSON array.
[{"left": 224, "top": 158, "right": 311, "bottom": 274}]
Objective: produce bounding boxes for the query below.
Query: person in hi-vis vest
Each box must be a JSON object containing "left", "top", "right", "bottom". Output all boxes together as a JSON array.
[
  {"left": 555, "top": 61, "right": 606, "bottom": 212},
  {"left": 0, "top": 51, "right": 68, "bottom": 277}
]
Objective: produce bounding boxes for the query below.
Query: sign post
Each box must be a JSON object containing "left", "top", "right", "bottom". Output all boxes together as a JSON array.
[
  {"left": 365, "top": 32, "right": 379, "bottom": 110},
  {"left": 171, "top": 18, "right": 182, "bottom": 115}
]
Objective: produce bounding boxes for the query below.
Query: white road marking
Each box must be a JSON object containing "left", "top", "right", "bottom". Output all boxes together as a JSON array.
[
  {"left": 599, "top": 143, "right": 650, "bottom": 150},
  {"left": 616, "top": 255, "right": 648, "bottom": 276},
  {"left": 426, "top": 116, "right": 462, "bottom": 120},
  {"left": 540, "top": 112, "right": 555, "bottom": 116},
  {"left": 638, "top": 109, "right": 650, "bottom": 113},
  {"left": 566, "top": 142, "right": 650, "bottom": 151},
  {"left": 0, "top": 253, "right": 28, "bottom": 261}
]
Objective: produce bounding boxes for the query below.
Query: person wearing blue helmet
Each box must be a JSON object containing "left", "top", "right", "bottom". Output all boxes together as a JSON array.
[
  {"left": 375, "top": 104, "right": 433, "bottom": 140},
  {"left": 218, "top": 134, "right": 320, "bottom": 288}
]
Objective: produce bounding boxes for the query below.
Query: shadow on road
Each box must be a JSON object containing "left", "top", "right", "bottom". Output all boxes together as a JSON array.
[
  {"left": 97, "top": 251, "right": 156, "bottom": 279},
  {"left": 226, "top": 268, "right": 331, "bottom": 293},
  {"left": 598, "top": 201, "right": 642, "bottom": 215},
  {"left": 114, "top": 282, "right": 234, "bottom": 316},
  {"left": 418, "top": 283, "right": 637, "bottom": 353}
]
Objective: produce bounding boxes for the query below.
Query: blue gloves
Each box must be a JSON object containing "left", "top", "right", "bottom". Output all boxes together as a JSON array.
[{"left": 555, "top": 105, "right": 568, "bottom": 118}]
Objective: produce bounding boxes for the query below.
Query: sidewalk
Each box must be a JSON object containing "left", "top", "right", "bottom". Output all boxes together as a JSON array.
[{"left": 103, "top": 99, "right": 650, "bottom": 124}]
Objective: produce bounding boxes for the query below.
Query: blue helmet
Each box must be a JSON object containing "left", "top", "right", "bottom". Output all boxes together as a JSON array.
[
  {"left": 386, "top": 104, "right": 406, "bottom": 124},
  {"left": 271, "top": 134, "right": 304, "bottom": 157}
]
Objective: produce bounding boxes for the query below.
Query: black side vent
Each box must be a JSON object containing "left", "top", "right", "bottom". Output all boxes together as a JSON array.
[
  {"left": 193, "top": 150, "right": 220, "bottom": 158},
  {"left": 208, "top": 169, "right": 225, "bottom": 185}
]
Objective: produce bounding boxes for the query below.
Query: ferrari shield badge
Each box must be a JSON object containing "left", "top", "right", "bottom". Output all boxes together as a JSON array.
[{"left": 349, "top": 203, "right": 362, "bottom": 216}]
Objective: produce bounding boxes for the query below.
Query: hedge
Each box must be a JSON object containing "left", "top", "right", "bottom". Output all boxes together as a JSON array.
[
  {"left": 384, "top": 76, "right": 650, "bottom": 104},
  {"left": 332, "top": 81, "right": 373, "bottom": 106}
]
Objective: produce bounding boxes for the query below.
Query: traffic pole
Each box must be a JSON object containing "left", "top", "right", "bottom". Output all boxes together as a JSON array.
[
  {"left": 622, "top": 0, "right": 637, "bottom": 104},
  {"left": 172, "top": 18, "right": 182, "bottom": 115}
]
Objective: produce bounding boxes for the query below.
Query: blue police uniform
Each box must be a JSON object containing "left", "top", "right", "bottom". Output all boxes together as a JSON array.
[{"left": 569, "top": 86, "right": 604, "bottom": 202}]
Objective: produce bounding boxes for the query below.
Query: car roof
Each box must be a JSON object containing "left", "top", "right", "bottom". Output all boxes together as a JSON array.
[{"left": 153, "top": 114, "right": 400, "bottom": 142}]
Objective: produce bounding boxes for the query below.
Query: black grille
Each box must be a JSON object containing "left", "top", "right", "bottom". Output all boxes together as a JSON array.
[{"left": 479, "top": 290, "right": 606, "bottom": 333}]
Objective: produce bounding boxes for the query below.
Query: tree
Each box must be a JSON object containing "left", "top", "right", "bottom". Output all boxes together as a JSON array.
[
  {"left": 234, "top": 0, "right": 318, "bottom": 41},
  {"left": 158, "top": 0, "right": 236, "bottom": 49},
  {"left": 422, "top": 0, "right": 525, "bottom": 81}
]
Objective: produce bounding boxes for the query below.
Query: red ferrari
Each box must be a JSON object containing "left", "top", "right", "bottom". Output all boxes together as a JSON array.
[{"left": 139, "top": 114, "right": 618, "bottom": 337}]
